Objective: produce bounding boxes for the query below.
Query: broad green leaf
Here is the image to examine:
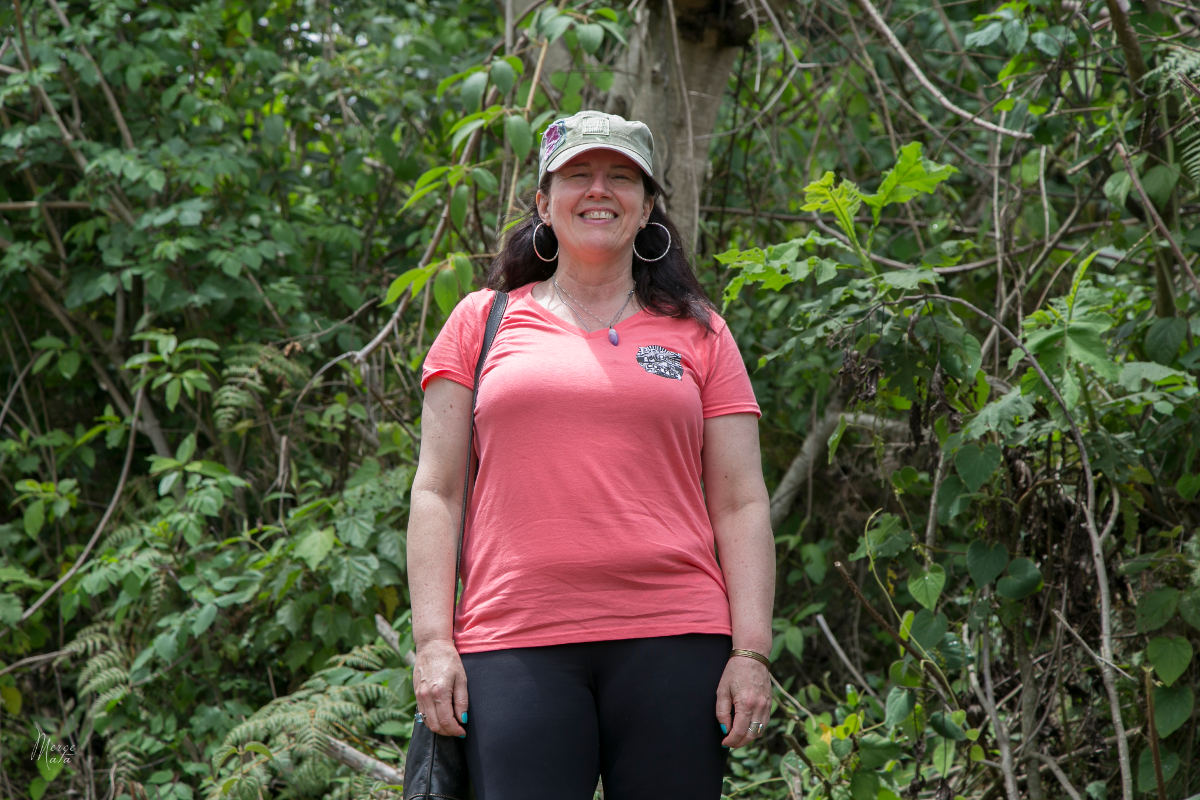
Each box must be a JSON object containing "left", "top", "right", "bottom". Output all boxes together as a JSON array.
[
  {"left": 1141, "top": 164, "right": 1180, "bottom": 208},
  {"left": 955, "top": 443, "right": 1002, "bottom": 492},
  {"left": 575, "top": 23, "right": 604, "bottom": 53},
  {"left": 433, "top": 265, "right": 460, "bottom": 316},
  {"left": 471, "top": 166, "right": 499, "bottom": 194},
  {"left": 996, "top": 557, "right": 1042, "bottom": 599},
  {"left": 964, "top": 387, "right": 1035, "bottom": 439},
  {"left": 193, "top": 604, "right": 218, "bottom": 636},
  {"left": 931, "top": 735, "right": 955, "bottom": 775},
  {"left": 784, "top": 625, "right": 804, "bottom": 659},
  {"left": 23, "top": 499, "right": 45, "bottom": 537},
  {"left": 964, "top": 21, "right": 1002, "bottom": 48},
  {"left": 910, "top": 609, "right": 948, "bottom": 650},
  {"left": 0, "top": 593, "right": 23, "bottom": 627},
  {"left": 1147, "top": 636, "right": 1192, "bottom": 686},
  {"left": 504, "top": 115, "right": 533, "bottom": 159},
  {"left": 1137, "top": 746, "right": 1180, "bottom": 793},
  {"left": 244, "top": 742, "right": 272, "bottom": 758},
  {"left": 1145, "top": 317, "right": 1187, "bottom": 365},
  {"left": 0, "top": 683, "right": 20, "bottom": 714},
  {"left": 930, "top": 711, "right": 967, "bottom": 741},
  {"left": 1179, "top": 588, "right": 1200, "bottom": 631},
  {"left": 450, "top": 183, "right": 469, "bottom": 231},
  {"left": 1177, "top": 474, "right": 1200, "bottom": 502},
  {"left": 1136, "top": 587, "right": 1180, "bottom": 633},
  {"left": 384, "top": 265, "right": 434, "bottom": 305},
  {"left": 936, "top": 474, "right": 971, "bottom": 524},
  {"left": 1103, "top": 170, "right": 1133, "bottom": 210},
  {"left": 36, "top": 752, "right": 64, "bottom": 782},
  {"left": 460, "top": 71, "right": 487, "bottom": 110},
  {"left": 884, "top": 687, "right": 915, "bottom": 728},
  {"left": 908, "top": 564, "right": 946, "bottom": 611},
  {"left": 864, "top": 142, "right": 957, "bottom": 222},
  {"left": 967, "top": 540, "right": 1009, "bottom": 587},
  {"left": 489, "top": 59, "right": 516, "bottom": 96},
  {"left": 850, "top": 770, "right": 879, "bottom": 800},
  {"left": 295, "top": 527, "right": 336, "bottom": 570},
  {"left": 1153, "top": 684, "right": 1193, "bottom": 738},
  {"left": 858, "top": 734, "right": 902, "bottom": 768}
]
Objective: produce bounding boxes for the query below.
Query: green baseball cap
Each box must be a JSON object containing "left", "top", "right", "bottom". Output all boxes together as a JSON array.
[{"left": 538, "top": 110, "right": 655, "bottom": 183}]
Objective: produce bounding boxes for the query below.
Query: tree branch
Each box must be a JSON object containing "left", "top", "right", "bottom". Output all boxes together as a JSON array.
[
  {"left": 322, "top": 735, "right": 404, "bottom": 785},
  {"left": 848, "top": 0, "right": 1033, "bottom": 140}
]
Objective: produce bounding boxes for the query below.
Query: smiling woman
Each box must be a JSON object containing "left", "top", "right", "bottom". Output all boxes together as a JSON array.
[{"left": 405, "top": 110, "right": 775, "bottom": 800}]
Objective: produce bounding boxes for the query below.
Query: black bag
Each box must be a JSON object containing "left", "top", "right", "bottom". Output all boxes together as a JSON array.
[
  {"left": 402, "top": 291, "right": 507, "bottom": 800},
  {"left": 402, "top": 720, "right": 470, "bottom": 800}
]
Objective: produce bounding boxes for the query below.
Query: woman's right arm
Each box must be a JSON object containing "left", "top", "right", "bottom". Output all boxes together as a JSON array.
[{"left": 406, "top": 376, "right": 473, "bottom": 737}]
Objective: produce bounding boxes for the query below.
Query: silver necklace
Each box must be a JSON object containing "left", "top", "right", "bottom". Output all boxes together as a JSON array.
[{"left": 551, "top": 276, "right": 635, "bottom": 346}]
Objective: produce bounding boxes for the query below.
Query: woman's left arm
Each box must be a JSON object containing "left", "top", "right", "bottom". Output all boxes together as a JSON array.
[{"left": 703, "top": 412, "right": 775, "bottom": 749}]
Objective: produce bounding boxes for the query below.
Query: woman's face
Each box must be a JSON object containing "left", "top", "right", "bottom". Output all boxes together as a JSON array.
[{"left": 536, "top": 150, "right": 654, "bottom": 266}]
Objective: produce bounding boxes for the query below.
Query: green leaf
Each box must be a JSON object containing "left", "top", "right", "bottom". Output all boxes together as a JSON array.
[
  {"left": 0, "top": 593, "right": 23, "bottom": 626},
  {"left": 859, "top": 734, "right": 902, "bottom": 769},
  {"left": 36, "top": 752, "right": 64, "bottom": 782},
  {"left": 1153, "top": 684, "right": 1193, "bottom": 738},
  {"left": 489, "top": 59, "right": 516, "bottom": 96},
  {"left": 864, "top": 142, "right": 957, "bottom": 222},
  {"left": 1179, "top": 588, "right": 1200, "bottom": 632},
  {"left": 784, "top": 625, "right": 805, "bottom": 660},
  {"left": 450, "top": 183, "right": 469, "bottom": 231},
  {"left": 193, "top": 604, "right": 218, "bottom": 636},
  {"left": 1136, "top": 587, "right": 1180, "bottom": 633},
  {"left": 908, "top": 564, "right": 946, "bottom": 611},
  {"left": 1147, "top": 636, "right": 1192, "bottom": 686},
  {"left": 1103, "top": 170, "right": 1133, "bottom": 210},
  {"left": 930, "top": 711, "right": 967, "bottom": 741},
  {"left": 955, "top": 443, "right": 1002, "bottom": 493},
  {"left": 575, "top": 23, "right": 604, "bottom": 53},
  {"left": 295, "top": 527, "right": 336, "bottom": 570},
  {"left": 244, "top": 742, "right": 272, "bottom": 758},
  {"left": 964, "top": 21, "right": 1002, "bottom": 48},
  {"left": 884, "top": 687, "right": 915, "bottom": 728},
  {"left": 1141, "top": 164, "right": 1180, "bottom": 208},
  {"left": 504, "top": 115, "right": 533, "bottom": 160},
  {"left": 996, "top": 557, "right": 1042, "bottom": 599},
  {"left": 910, "top": 609, "right": 948, "bottom": 650},
  {"left": 1137, "top": 746, "right": 1180, "bottom": 793},
  {"left": 1144, "top": 317, "right": 1186, "bottom": 365},
  {"left": 967, "top": 540, "right": 1009, "bottom": 587},
  {"left": 460, "top": 71, "right": 487, "bottom": 110},
  {"left": 23, "top": 499, "right": 45, "bottom": 537},
  {"left": 433, "top": 265, "right": 460, "bottom": 316}
]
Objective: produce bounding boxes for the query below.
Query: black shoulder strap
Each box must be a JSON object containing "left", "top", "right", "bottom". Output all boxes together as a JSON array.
[{"left": 454, "top": 291, "right": 508, "bottom": 594}]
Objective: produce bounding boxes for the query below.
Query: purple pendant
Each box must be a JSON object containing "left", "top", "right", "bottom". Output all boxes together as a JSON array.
[{"left": 608, "top": 327, "right": 619, "bottom": 346}]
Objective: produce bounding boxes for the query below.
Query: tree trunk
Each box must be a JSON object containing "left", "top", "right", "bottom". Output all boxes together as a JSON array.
[{"left": 606, "top": 0, "right": 755, "bottom": 254}]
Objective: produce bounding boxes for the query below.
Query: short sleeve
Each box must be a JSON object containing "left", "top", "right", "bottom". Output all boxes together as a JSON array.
[
  {"left": 421, "top": 289, "right": 496, "bottom": 391},
  {"left": 699, "top": 315, "right": 761, "bottom": 419}
]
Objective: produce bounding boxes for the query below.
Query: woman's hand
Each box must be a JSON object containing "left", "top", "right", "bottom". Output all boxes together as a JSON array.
[
  {"left": 413, "top": 638, "right": 469, "bottom": 737},
  {"left": 715, "top": 655, "right": 771, "bottom": 748}
]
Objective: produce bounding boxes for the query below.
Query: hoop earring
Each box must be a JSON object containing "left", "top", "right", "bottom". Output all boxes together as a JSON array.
[
  {"left": 532, "top": 222, "right": 558, "bottom": 262},
  {"left": 632, "top": 222, "right": 671, "bottom": 263}
]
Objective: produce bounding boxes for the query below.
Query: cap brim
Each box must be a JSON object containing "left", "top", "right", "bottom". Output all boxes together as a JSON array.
[{"left": 544, "top": 143, "right": 653, "bottom": 179}]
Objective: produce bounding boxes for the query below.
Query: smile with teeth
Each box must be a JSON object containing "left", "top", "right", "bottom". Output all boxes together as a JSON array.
[{"left": 581, "top": 210, "right": 616, "bottom": 219}]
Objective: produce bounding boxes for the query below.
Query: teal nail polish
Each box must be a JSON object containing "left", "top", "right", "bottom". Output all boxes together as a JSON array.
[
  {"left": 458, "top": 734, "right": 466, "bottom": 739},
  {"left": 461, "top": 712, "right": 469, "bottom": 724},
  {"left": 720, "top": 724, "right": 728, "bottom": 734}
]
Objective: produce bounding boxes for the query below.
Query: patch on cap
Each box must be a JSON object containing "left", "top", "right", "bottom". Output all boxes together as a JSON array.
[
  {"left": 579, "top": 117, "right": 610, "bottom": 136},
  {"left": 541, "top": 120, "right": 567, "bottom": 165}
]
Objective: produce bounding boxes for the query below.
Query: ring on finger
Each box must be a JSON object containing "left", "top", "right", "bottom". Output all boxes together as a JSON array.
[
  {"left": 414, "top": 712, "right": 426, "bottom": 725},
  {"left": 747, "top": 721, "right": 764, "bottom": 736}
]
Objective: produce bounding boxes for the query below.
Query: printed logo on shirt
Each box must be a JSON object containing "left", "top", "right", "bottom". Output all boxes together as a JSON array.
[{"left": 635, "top": 345, "right": 683, "bottom": 380}]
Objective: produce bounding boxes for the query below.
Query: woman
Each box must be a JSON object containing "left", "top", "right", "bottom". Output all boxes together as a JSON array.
[{"left": 406, "top": 110, "right": 774, "bottom": 800}]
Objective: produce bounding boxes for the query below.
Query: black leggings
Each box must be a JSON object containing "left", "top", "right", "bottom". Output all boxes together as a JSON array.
[{"left": 459, "top": 634, "right": 730, "bottom": 800}]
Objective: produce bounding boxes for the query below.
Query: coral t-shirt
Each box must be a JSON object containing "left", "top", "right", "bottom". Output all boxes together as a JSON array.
[{"left": 420, "top": 284, "right": 760, "bottom": 653}]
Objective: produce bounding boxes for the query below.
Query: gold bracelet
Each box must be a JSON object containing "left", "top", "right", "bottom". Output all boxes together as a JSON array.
[{"left": 729, "top": 648, "right": 771, "bottom": 668}]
